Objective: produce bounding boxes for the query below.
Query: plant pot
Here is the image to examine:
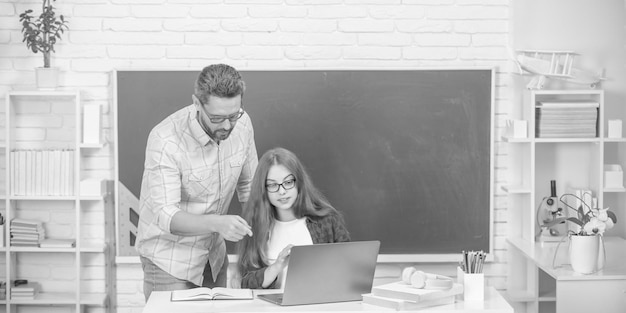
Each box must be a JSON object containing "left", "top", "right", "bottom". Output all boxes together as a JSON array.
[
  {"left": 569, "top": 234, "right": 600, "bottom": 274},
  {"left": 35, "top": 67, "right": 59, "bottom": 90}
]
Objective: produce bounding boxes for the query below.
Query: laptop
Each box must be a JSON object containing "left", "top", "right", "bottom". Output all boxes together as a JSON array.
[{"left": 257, "top": 240, "right": 380, "bottom": 306}]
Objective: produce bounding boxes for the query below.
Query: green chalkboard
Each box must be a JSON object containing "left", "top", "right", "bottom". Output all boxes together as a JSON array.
[{"left": 115, "top": 69, "right": 494, "bottom": 257}]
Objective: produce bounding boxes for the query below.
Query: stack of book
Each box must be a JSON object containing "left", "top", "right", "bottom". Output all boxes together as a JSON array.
[
  {"left": 362, "top": 281, "right": 463, "bottom": 310},
  {"left": 11, "top": 282, "right": 39, "bottom": 300},
  {"left": 535, "top": 101, "right": 599, "bottom": 138},
  {"left": 10, "top": 219, "right": 45, "bottom": 247}
]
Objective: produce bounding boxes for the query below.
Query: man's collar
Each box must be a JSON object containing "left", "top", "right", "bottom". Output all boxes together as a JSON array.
[{"left": 188, "top": 106, "right": 214, "bottom": 146}]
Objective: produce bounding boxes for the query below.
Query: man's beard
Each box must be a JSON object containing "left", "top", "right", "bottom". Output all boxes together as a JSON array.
[{"left": 208, "top": 127, "right": 233, "bottom": 142}]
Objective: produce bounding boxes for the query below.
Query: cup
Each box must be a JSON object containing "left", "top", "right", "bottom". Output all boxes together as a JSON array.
[{"left": 457, "top": 266, "right": 484, "bottom": 301}]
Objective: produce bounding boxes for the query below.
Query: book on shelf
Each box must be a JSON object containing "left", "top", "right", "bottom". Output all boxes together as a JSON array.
[
  {"left": 171, "top": 287, "right": 253, "bottom": 301},
  {"left": 11, "top": 282, "right": 39, "bottom": 294},
  {"left": 371, "top": 281, "right": 463, "bottom": 303},
  {"left": 536, "top": 101, "right": 599, "bottom": 108},
  {"left": 40, "top": 238, "right": 76, "bottom": 248},
  {"left": 10, "top": 242, "right": 40, "bottom": 247},
  {"left": 362, "top": 293, "right": 455, "bottom": 311},
  {"left": 10, "top": 233, "right": 42, "bottom": 240},
  {"left": 9, "top": 149, "right": 75, "bottom": 196},
  {"left": 10, "top": 218, "right": 45, "bottom": 247},
  {"left": 535, "top": 103, "right": 598, "bottom": 138}
]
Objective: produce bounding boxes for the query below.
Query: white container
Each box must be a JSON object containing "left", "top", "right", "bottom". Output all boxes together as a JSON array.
[
  {"left": 80, "top": 179, "right": 106, "bottom": 197},
  {"left": 35, "top": 67, "right": 59, "bottom": 90},
  {"left": 604, "top": 164, "right": 624, "bottom": 188},
  {"left": 457, "top": 267, "right": 484, "bottom": 301},
  {"left": 608, "top": 120, "right": 622, "bottom": 138},
  {"left": 506, "top": 119, "right": 528, "bottom": 139},
  {"left": 82, "top": 104, "right": 101, "bottom": 145}
]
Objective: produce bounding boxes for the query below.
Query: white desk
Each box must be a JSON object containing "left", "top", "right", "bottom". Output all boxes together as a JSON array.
[
  {"left": 143, "top": 287, "right": 513, "bottom": 313},
  {"left": 507, "top": 236, "right": 626, "bottom": 313}
]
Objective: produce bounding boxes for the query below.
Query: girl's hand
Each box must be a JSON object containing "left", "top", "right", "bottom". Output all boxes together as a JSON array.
[
  {"left": 262, "top": 244, "right": 294, "bottom": 288},
  {"left": 275, "top": 244, "right": 294, "bottom": 268}
]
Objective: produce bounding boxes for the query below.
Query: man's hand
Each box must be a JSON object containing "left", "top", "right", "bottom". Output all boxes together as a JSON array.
[{"left": 213, "top": 215, "right": 253, "bottom": 242}]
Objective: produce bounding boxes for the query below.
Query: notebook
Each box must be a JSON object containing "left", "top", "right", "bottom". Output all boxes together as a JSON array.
[{"left": 257, "top": 240, "right": 380, "bottom": 306}]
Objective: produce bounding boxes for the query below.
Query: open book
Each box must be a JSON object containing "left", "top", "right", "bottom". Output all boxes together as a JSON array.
[{"left": 171, "top": 287, "right": 253, "bottom": 301}]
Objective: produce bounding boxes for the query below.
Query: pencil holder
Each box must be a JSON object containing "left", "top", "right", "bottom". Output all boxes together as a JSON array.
[{"left": 457, "top": 267, "right": 484, "bottom": 301}]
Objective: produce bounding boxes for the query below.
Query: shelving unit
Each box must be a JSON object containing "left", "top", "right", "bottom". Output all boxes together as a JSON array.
[
  {"left": 503, "top": 89, "right": 626, "bottom": 313},
  {"left": 2, "top": 91, "right": 110, "bottom": 313}
]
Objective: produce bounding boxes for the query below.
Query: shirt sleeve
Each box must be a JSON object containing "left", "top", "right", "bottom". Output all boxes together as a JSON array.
[
  {"left": 331, "top": 213, "right": 351, "bottom": 243},
  {"left": 240, "top": 266, "right": 277, "bottom": 289},
  {"left": 143, "top": 130, "right": 183, "bottom": 233},
  {"left": 236, "top": 120, "right": 258, "bottom": 204}
]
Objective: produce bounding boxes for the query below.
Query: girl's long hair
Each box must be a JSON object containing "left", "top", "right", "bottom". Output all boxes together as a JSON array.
[{"left": 236, "top": 147, "right": 337, "bottom": 275}]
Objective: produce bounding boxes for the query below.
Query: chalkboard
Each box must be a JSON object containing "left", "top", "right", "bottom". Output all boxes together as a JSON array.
[{"left": 115, "top": 69, "right": 494, "bottom": 258}]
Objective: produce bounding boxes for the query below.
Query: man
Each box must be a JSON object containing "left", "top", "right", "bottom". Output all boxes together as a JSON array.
[{"left": 136, "top": 64, "right": 258, "bottom": 301}]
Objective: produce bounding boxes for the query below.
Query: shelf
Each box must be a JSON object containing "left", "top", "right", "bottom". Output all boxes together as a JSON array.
[
  {"left": 4, "top": 90, "right": 111, "bottom": 311},
  {"left": 502, "top": 185, "right": 531, "bottom": 194},
  {"left": 79, "top": 143, "right": 104, "bottom": 149},
  {"left": 604, "top": 187, "right": 626, "bottom": 193},
  {"left": 537, "top": 289, "right": 557, "bottom": 302},
  {"left": 6, "top": 243, "right": 105, "bottom": 253},
  {"left": 604, "top": 138, "right": 626, "bottom": 142},
  {"left": 8, "top": 292, "right": 107, "bottom": 305},
  {"left": 501, "top": 136, "right": 531, "bottom": 143},
  {"left": 8, "top": 91, "right": 79, "bottom": 97},
  {"left": 79, "top": 195, "right": 105, "bottom": 201},
  {"left": 8, "top": 195, "right": 103, "bottom": 201},
  {"left": 535, "top": 138, "right": 600, "bottom": 143}
]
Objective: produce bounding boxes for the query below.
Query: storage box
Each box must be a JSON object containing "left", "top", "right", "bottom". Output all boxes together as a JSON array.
[
  {"left": 608, "top": 120, "right": 622, "bottom": 138},
  {"left": 457, "top": 267, "right": 484, "bottom": 301},
  {"left": 506, "top": 119, "right": 528, "bottom": 139},
  {"left": 604, "top": 164, "right": 624, "bottom": 188},
  {"left": 80, "top": 179, "right": 106, "bottom": 197},
  {"left": 82, "top": 104, "right": 101, "bottom": 144}
]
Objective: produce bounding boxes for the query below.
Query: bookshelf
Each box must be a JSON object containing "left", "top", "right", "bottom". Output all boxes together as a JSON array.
[
  {"left": 503, "top": 89, "right": 626, "bottom": 313},
  {"left": 2, "top": 91, "right": 111, "bottom": 313}
]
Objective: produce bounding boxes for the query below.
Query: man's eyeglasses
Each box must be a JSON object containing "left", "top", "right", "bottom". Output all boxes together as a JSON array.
[
  {"left": 197, "top": 97, "right": 245, "bottom": 124},
  {"left": 266, "top": 177, "right": 297, "bottom": 193}
]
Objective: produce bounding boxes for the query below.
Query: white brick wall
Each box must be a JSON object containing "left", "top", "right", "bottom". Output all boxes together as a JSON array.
[{"left": 0, "top": 1, "right": 515, "bottom": 312}]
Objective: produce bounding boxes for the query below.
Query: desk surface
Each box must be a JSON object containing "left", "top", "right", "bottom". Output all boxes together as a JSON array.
[
  {"left": 143, "top": 287, "right": 513, "bottom": 313},
  {"left": 507, "top": 236, "right": 626, "bottom": 281}
]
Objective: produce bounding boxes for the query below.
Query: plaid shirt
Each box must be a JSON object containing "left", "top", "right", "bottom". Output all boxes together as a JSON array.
[
  {"left": 239, "top": 212, "right": 351, "bottom": 289},
  {"left": 136, "top": 104, "right": 258, "bottom": 286}
]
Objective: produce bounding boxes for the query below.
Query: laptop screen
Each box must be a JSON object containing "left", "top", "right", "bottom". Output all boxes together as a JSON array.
[{"left": 278, "top": 241, "right": 380, "bottom": 306}]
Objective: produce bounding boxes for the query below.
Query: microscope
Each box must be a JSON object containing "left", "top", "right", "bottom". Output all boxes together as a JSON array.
[{"left": 538, "top": 180, "right": 567, "bottom": 240}]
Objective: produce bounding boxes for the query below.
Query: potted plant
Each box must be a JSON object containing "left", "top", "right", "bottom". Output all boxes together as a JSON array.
[
  {"left": 19, "top": 0, "right": 69, "bottom": 89},
  {"left": 545, "top": 192, "right": 618, "bottom": 273}
]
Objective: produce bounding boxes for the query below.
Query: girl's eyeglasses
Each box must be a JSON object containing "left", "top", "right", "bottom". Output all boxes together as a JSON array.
[{"left": 266, "top": 178, "right": 296, "bottom": 193}]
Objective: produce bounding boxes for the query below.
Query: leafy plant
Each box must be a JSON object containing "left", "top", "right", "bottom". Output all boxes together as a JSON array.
[
  {"left": 19, "top": 0, "right": 69, "bottom": 68},
  {"left": 544, "top": 192, "right": 618, "bottom": 236}
]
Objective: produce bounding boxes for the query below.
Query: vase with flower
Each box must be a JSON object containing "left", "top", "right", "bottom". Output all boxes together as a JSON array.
[{"left": 544, "top": 192, "right": 617, "bottom": 274}]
